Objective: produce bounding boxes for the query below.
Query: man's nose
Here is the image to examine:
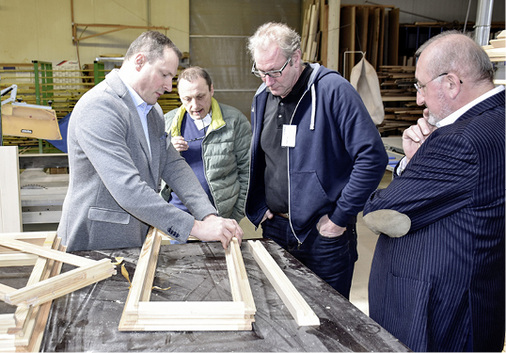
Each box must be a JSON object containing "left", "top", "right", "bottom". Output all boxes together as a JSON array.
[
  {"left": 163, "top": 79, "right": 173, "bottom": 93},
  {"left": 416, "top": 92, "right": 425, "bottom": 106},
  {"left": 264, "top": 75, "right": 276, "bottom": 86}
]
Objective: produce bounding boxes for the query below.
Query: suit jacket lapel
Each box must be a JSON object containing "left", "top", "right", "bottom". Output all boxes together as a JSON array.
[
  {"left": 147, "top": 108, "right": 161, "bottom": 184},
  {"left": 106, "top": 69, "right": 157, "bottom": 185}
]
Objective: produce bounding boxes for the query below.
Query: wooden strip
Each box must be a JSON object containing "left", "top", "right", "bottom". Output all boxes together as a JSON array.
[
  {"left": 16, "top": 242, "right": 65, "bottom": 351},
  {"left": 11, "top": 232, "right": 56, "bottom": 333},
  {"left": 141, "top": 229, "right": 162, "bottom": 302},
  {"left": 0, "top": 239, "right": 96, "bottom": 267},
  {"left": 119, "top": 228, "right": 160, "bottom": 330},
  {"left": 327, "top": 0, "right": 341, "bottom": 70},
  {"left": 0, "top": 254, "right": 38, "bottom": 267},
  {"left": 0, "top": 315, "right": 15, "bottom": 333},
  {"left": 248, "top": 240, "right": 320, "bottom": 326},
  {"left": 0, "top": 231, "right": 54, "bottom": 240},
  {"left": 0, "top": 284, "right": 16, "bottom": 297},
  {"left": 124, "top": 321, "right": 253, "bottom": 332},
  {"left": 5, "top": 259, "right": 115, "bottom": 306},
  {"left": 137, "top": 301, "right": 252, "bottom": 318},
  {"left": 226, "top": 238, "right": 255, "bottom": 311}
]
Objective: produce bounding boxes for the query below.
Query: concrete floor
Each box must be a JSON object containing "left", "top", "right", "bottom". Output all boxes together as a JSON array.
[{"left": 239, "top": 170, "right": 392, "bottom": 317}]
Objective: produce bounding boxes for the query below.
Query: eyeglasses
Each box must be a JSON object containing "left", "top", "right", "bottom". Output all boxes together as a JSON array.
[
  {"left": 414, "top": 72, "right": 449, "bottom": 93},
  {"left": 251, "top": 57, "right": 291, "bottom": 78}
]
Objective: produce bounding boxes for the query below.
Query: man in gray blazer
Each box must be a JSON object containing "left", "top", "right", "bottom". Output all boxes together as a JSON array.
[{"left": 58, "top": 31, "right": 243, "bottom": 251}]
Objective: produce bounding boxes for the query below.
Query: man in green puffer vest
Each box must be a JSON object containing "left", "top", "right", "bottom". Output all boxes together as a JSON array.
[{"left": 161, "top": 67, "right": 252, "bottom": 228}]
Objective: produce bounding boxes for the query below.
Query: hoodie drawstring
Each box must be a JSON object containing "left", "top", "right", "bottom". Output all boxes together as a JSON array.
[{"left": 310, "top": 84, "right": 316, "bottom": 130}]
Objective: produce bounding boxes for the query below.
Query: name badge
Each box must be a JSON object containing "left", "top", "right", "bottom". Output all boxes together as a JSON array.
[{"left": 281, "top": 124, "right": 297, "bottom": 147}]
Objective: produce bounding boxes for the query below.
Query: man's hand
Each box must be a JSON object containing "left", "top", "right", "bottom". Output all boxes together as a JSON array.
[
  {"left": 402, "top": 111, "right": 437, "bottom": 162},
  {"left": 317, "top": 215, "right": 346, "bottom": 238},
  {"left": 190, "top": 214, "right": 244, "bottom": 249},
  {"left": 261, "top": 209, "right": 274, "bottom": 224},
  {"left": 171, "top": 135, "right": 189, "bottom": 152}
]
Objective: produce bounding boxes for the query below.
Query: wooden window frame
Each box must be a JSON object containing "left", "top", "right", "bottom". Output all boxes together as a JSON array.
[{"left": 119, "top": 228, "right": 256, "bottom": 331}]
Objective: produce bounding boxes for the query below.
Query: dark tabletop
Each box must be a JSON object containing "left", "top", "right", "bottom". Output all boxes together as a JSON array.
[{"left": 37, "top": 239, "right": 408, "bottom": 352}]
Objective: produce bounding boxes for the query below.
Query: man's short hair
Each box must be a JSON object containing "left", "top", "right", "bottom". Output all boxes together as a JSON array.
[
  {"left": 125, "top": 31, "right": 182, "bottom": 63},
  {"left": 178, "top": 66, "right": 213, "bottom": 90}
]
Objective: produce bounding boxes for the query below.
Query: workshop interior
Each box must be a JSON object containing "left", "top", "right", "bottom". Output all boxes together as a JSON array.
[{"left": 0, "top": 0, "right": 504, "bottom": 352}]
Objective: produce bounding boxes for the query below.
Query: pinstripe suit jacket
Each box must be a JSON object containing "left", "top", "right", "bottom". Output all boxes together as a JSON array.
[
  {"left": 58, "top": 70, "right": 216, "bottom": 251},
  {"left": 364, "top": 89, "right": 505, "bottom": 351}
]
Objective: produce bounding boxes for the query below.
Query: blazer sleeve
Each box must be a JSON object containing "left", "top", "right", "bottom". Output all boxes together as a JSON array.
[{"left": 364, "top": 130, "right": 477, "bottom": 232}]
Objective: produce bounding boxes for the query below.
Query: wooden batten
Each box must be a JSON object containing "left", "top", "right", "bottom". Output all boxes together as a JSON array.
[{"left": 248, "top": 240, "right": 320, "bottom": 326}]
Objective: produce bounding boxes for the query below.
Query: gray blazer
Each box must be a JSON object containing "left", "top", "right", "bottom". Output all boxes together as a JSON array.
[{"left": 58, "top": 69, "right": 216, "bottom": 251}]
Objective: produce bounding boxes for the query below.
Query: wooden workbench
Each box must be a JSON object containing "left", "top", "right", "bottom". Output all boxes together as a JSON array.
[{"left": 39, "top": 239, "right": 408, "bottom": 352}]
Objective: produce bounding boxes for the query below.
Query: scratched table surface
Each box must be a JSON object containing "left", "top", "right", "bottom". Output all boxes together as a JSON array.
[{"left": 35, "top": 239, "right": 407, "bottom": 352}]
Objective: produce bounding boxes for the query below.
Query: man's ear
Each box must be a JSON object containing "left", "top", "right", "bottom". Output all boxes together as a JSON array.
[
  {"left": 292, "top": 49, "right": 302, "bottom": 67},
  {"left": 446, "top": 73, "right": 462, "bottom": 99},
  {"left": 134, "top": 53, "right": 145, "bottom": 71}
]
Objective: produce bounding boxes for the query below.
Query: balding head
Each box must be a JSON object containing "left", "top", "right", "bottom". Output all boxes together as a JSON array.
[{"left": 415, "top": 31, "right": 494, "bottom": 87}]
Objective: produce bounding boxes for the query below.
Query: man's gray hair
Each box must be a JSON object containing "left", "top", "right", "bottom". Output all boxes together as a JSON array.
[
  {"left": 247, "top": 22, "right": 300, "bottom": 59},
  {"left": 124, "top": 31, "right": 182, "bottom": 63}
]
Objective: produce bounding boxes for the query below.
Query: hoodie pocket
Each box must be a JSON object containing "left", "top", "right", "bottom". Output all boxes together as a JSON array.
[{"left": 290, "top": 171, "right": 333, "bottom": 227}]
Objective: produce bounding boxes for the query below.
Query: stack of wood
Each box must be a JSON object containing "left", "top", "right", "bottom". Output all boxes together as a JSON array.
[
  {"left": 483, "top": 30, "right": 506, "bottom": 61},
  {"left": 0, "top": 231, "right": 116, "bottom": 352},
  {"left": 483, "top": 29, "right": 506, "bottom": 86},
  {"left": 301, "top": 0, "right": 325, "bottom": 63},
  {"left": 339, "top": 4, "right": 399, "bottom": 80},
  {"left": 376, "top": 65, "right": 420, "bottom": 135},
  {"left": 300, "top": 1, "right": 400, "bottom": 77}
]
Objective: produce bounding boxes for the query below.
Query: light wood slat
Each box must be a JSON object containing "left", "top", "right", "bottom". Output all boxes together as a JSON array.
[
  {"left": 225, "top": 238, "right": 255, "bottom": 311},
  {"left": 248, "top": 240, "right": 320, "bottom": 326},
  {"left": 11, "top": 232, "right": 57, "bottom": 333},
  {"left": 15, "top": 242, "right": 65, "bottom": 351},
  {"left": 0, "top": 284, "right": 16, "bottom": 296},
  {"left": 5, "top": 258, "right": 115, "bottom": 306},
  {"left": 0, "top": 239, "right": 95, "bottom": 267},
  {"left": 0, "top": 254, "right": 38, "bottom": 267},
  {"left": 137, "top": 301, "right": 252, "bottom": 318}
]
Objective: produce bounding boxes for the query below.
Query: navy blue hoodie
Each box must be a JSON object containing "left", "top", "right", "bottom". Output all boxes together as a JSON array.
[{"left": 246, "top": 63, "right": 388, "bottom": 244}]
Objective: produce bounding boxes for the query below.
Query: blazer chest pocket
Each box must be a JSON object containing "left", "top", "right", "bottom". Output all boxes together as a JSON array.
[{"left": 88, "top": 207, "right": 130, "bottom": 225}]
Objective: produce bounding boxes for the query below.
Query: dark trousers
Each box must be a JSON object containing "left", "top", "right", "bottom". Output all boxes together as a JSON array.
[{"left": 261, "top": 214, "right": 358, "bottom": 299}]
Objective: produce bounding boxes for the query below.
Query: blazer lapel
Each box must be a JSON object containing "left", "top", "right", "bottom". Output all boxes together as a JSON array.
[
  {"left": 108, "top": 70, "right": 153, "bottom": 162},
  {"left": 147, "top": 109, "right": 161, "bottom": 184},
  {"left": 106, "top": 69, "right": 158, "bottom": 184}
]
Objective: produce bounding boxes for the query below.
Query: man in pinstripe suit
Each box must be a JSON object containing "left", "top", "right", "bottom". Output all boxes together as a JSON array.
[{"left": 363, "top": 31, "right": 505, "bottom": 351}]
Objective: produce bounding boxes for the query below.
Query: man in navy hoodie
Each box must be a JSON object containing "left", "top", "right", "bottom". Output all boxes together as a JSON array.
[{"left": 245, "top": 22, "right": 388, "bottom": 298}]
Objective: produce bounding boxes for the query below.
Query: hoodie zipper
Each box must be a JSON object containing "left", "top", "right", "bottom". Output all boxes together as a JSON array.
[{"left": 287, "top": 82, "right": 316, "bottom": 249}]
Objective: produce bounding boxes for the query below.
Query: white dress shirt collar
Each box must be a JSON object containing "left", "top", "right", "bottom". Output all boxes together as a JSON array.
[{"left": 436, "top": 85, "right": 505, "bottom": 128}]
